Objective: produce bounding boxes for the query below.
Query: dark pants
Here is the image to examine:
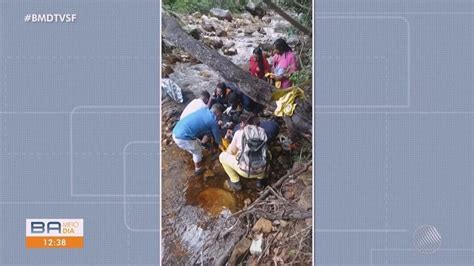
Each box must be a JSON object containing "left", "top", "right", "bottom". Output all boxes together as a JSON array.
[
  {"left": 233, "top": 120, "right": 279, "bottom": 142},
  {"left": 242, "top": 95, "right": 264, "bottom": 114}
]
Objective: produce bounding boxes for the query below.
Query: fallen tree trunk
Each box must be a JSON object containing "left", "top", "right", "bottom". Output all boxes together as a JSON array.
[
  {"left": 163, "top": 12, "right": 275, "bottom": 108},
  {"left": 262, "top": 0, "right": 312, "bottom": 36},
  {"left": 162, "top": 12, "right": 312, "bottom": 135}
]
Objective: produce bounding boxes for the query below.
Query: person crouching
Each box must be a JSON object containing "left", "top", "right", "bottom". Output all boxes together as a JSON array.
[
  {"left": 172, "top": 103, "right": 225, "bottom": 175},
  {"left": 219, "top": 114, "right": 268, "bottom": 191}
]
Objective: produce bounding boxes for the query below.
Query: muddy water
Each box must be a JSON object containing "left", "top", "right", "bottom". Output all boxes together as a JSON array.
[
  {"left": 161, "top": 142, "right": 258, "bottom": 264},
  {"left": 165, "top": 144, "right": 259, "bottom": 216}
]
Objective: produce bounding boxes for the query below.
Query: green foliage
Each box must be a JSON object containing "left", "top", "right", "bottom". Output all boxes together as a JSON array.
[
  {"left": 278, "top": 0, "right": 312, "bottom": 28},
  {"left": 290, "top": 66, "right": 312, "bottom": 86},
  {"left": 291, "top": 136, "right": 312, "bottom": 163},
  {"left": 163, "top": 0, "right": 248, "bottom": 14}
]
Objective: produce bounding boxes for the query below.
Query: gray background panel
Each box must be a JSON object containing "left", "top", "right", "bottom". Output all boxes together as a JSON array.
[
  {"left": 316, "top": 0, "right": 474, "bottom": 265},
  {"left": 0, "top": 0, "right": 160, "bottom": 265}
]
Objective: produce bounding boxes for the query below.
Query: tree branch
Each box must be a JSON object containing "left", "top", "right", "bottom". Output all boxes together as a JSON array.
[{"left": 262, "top": 0, "right": 312, "bottom": 36}]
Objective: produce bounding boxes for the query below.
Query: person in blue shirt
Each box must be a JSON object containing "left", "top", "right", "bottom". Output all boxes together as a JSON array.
[{"left": 172, "top": 103, "right": 225, "bottom": 174}]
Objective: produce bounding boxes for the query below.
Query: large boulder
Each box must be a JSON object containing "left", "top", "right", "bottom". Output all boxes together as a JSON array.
[
  {"left": 245, "top": 0, "right": 266, "bottom": 17},
  {"left": 209, "top": 8, "right": 233, "bottom": 21}
]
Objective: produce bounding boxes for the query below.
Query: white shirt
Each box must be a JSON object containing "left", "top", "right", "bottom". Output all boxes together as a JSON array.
[{"left": 180, "top": 99, "right": 207, "bottom": 119}]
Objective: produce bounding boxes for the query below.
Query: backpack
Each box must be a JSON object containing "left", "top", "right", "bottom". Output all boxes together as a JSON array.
[{"left": 237, "top": 125, "right": 268, "bottom": 178}]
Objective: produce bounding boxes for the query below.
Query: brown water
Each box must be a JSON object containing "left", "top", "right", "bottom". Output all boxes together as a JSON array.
[
  {"left": 184, "top": 164, "right": 259, "bottom": 217},
  {"left": 177, "top": 144, "right": 259, "bottom": 213},
  {"left": 161, "top": 141, "right": 258, "bottom": 264}
]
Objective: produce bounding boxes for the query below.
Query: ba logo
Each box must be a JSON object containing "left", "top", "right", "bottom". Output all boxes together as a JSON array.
[
  {"left": 26, "top": 219, "right": 84, "bottom": 249},
  {"left": 30, "top": 221, "right": 80, "bottom": 234}
]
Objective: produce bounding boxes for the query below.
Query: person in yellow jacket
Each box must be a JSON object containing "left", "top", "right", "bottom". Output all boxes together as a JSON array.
[{"left": 219, "top": 114, "right": 268, "bottom": 191}]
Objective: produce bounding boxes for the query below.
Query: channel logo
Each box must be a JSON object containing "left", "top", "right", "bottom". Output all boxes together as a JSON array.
[{"left": 26, "top": 219, "right": 84, "bottom": 249}]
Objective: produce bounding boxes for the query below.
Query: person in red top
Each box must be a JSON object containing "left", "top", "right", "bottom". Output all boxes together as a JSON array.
[{"left": 249, "top": 47, "right": 271, "bottom": 79}]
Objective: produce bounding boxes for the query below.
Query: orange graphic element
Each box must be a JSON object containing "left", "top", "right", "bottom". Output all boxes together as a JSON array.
[{"left": 26, "top": 237, "right": 84, "bottom": 249}]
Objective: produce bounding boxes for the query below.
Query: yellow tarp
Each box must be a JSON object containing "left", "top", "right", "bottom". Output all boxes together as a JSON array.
[{"left": 272, "top": 87, "right": 305, "bottom": 117}]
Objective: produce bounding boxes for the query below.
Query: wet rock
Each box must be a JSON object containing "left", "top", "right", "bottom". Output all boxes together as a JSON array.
[
  {"left": 202, "top": 37, "right": 224, "bottom": 49},
  {"left": 209, "top": 8, "right": 233, "bottom": 22},
  {"left": 252, "top": 218, "right": 272, "bottom": 233},
  {"left": 252, "top": 31, "right": 263, "bottom": 37},
  {"left": 199, "top": 71, "right": 210, "bottom": 79},
  {"left": 241, "top": 19, "right": 252, "bottom": 26},
  {"left": 180, "top": 53, "right": 191, "bottom": 62},
  {"left": 260, "top": 42, "right": 273, "bottom": 52},
  {"left": 161, "top": 64, "right": 174, "bottom": 78},
  {"left": 202, "top": 23, "right": 215, "bottom": 32},
  {"left": 245, "top": 0, "right": 266, "bottom": 17},
  {"left": 189, "top": 56, "right": 201, "bottom": 65},
  {"left": 258, "top": 27, "right": 266, "bottom": 35},
  {"left": 262, "top": 16, "right": 272, "bottom": 24},
  {"left": 164, "top": 54, "right": 180, "bottom": 65},
  {"left": 223, "top": 47, "right": 238, "bottom": 56},
  {"left": 228, "top": 237, "right": 252, "bottom": 265},
  {"left": 274, "top": 22, "right": 290, "bottom": 33},
  {"left": 244, "top": 28, "right": 256, "bottom": 36},
  {"left": 240, "top": 12, "right": 254, "bottom": 21},
  {"left": 162, "top": 39, "right": 174, "bottom": 54},
  {"left": 223, "top": 41, "right": 235, "bottom": 50},
  {"left": 288, "top": 40, "right": 299, "bottom": 46},
  {"left": 216, "top": 28, "right": 227, "bottom": 37},
  {"left": 189, "top": 27, "right": 202, "bottom": 40}
]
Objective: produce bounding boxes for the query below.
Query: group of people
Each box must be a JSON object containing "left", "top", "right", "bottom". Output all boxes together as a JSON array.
[{"left": 171, "top": 38, "right": 298, "bottom": 191}]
